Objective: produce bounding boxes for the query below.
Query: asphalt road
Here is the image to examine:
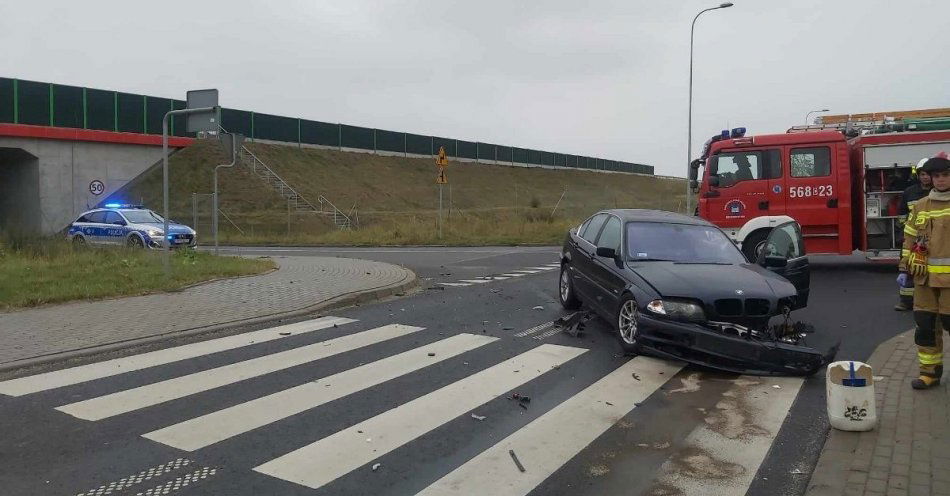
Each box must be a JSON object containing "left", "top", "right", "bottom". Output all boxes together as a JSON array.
[{"left": 0, "top": 246, "right": 910, "bottom": 496}]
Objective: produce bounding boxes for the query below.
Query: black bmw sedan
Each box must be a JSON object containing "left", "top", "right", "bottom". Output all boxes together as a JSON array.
[{"left": 559, "top": 209, "right": 833, "bottom": 376}]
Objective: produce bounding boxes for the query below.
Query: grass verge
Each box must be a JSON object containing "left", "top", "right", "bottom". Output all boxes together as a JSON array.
[
  {"left": 220, "top": 209, "right": 577, "bottom": 246},
  {"left": 0, "top": 238, "right": 275, "bottom": 311}
]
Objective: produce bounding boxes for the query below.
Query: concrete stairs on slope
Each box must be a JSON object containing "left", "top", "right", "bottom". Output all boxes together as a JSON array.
[{"left": 239, "top": 146, "right": 352, "bottom": 230}]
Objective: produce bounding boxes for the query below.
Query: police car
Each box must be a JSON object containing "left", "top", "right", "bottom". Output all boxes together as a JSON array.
[{"left": 66, "top": 204, "right": 197, "bottom": 249}]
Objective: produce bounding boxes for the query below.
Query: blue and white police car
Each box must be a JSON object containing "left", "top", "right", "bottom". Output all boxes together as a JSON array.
[{"left": 66, "top": 204, "right": 197, "bottom": 249}]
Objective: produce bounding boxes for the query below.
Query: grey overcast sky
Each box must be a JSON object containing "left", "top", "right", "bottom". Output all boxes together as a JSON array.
[{"left": 1, "top": 1, "right": 947, "bottom": 177}]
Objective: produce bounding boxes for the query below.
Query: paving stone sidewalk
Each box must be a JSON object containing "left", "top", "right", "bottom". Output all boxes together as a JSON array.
[
  {"left": 0, "top": 256, "right": 415, "bottom": 367},
  {"left": 807, "top": 330, "right": 950, "bottom": 496}
]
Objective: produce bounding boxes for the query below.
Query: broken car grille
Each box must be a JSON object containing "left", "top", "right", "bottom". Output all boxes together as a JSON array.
[{"left": 713, "top": 298, "right": 771, "bottom": 317}]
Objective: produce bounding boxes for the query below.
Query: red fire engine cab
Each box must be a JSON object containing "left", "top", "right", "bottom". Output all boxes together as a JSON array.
[{"left": 690, "top": 121, "right": 950, "bottom": 261}]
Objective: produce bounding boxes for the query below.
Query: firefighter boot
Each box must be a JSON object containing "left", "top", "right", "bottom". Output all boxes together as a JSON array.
[{"left": 912, "top": 311, "right": 942, "bottom": 389}]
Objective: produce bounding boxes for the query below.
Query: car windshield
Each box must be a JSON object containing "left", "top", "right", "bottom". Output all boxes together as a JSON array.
[
  {"left": 626, "top": 222, "right": 746, "bottom": 264},
  {"left": 120, "top": 209, "right": 165, "bottom": 224}
]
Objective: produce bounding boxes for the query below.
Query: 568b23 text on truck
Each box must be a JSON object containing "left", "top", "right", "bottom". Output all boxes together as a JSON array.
[{"left": 688, "top": 117, "right": 950, "bottom": 261}]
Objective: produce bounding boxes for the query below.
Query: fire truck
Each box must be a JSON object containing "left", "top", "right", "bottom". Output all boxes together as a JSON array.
[{"left": 689, "top": 111, "right": 950, "bottom": 261}]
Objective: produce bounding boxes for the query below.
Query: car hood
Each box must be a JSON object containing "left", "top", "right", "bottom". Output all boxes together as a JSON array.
[
  {"left": 132, "top": 222, "right": 193, "bottom": 234},
  {"left": 627, "top": 261, "right": 796, "bottom": 301}
]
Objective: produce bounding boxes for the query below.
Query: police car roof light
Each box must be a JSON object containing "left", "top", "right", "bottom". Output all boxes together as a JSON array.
[
  {"left": 104, "top": 203, "right": 122, "bottom": 208},
  {"left": 103, "top": 203, "right": 144, "bottom": 209},
  {"left": 720, "top": 130, "right": 730, "bottom": 139}
]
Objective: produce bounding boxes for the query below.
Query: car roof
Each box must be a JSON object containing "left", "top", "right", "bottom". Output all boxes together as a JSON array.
[{"left": 597, "top": 209, "right": 715, "bottom": 227}]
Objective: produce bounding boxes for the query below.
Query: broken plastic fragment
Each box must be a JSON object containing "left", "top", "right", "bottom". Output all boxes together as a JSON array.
[
  {"left": 471, "top": 413, "right": 486, "bottom": 421},
  {"left": 372, "top": 463, "right": 381, "bottom": 471}
]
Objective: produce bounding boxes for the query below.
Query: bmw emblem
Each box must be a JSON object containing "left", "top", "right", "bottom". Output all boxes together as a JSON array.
[{"left": 735, "top": 289, "right": 744, "bottom": 295}]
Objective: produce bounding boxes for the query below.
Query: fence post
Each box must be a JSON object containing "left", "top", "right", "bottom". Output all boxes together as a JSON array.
[{"left": 192, "top": 193, "right": 197, "bottom": 231}]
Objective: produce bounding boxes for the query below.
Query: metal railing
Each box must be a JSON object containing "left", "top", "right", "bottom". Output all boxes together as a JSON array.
[{"left": 239, "top": 146, "right": 352, "bottom": 229}]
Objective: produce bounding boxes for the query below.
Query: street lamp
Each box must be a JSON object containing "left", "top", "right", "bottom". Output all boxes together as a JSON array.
[
  {"left": 685, "top": 2, "right": 734, "bottom": 216},
  {"left": 805, "top": 108, "right": 831, "bottom": 125}
]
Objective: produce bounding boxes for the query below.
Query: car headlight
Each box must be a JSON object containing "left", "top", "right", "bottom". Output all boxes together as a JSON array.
[
  {"left": 646, "top": 299, "right": 707, "bottom": 323},
  {"left": 146, "top": 229, "right": 163, "bottom": 237}
]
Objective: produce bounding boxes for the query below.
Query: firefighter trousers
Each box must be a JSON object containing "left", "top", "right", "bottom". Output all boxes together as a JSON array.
[
  {"left": 913, "top": 286, "right": 950, "bottom": 378},
  {"left": 899, "top": 285, "right": 915, "bottom": 308}
]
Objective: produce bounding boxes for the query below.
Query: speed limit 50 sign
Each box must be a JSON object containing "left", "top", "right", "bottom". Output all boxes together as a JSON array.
[{"left": 89, "top": 180, "right": 105, "bottom": 196}]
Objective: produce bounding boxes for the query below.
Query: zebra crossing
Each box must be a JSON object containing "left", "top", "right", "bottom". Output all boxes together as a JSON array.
[
  {"left": 0, "top": 315, "right": 805, "bottom": 496},
  {"left": 437, "top": 262, "right": 561, "bottom": 288}
]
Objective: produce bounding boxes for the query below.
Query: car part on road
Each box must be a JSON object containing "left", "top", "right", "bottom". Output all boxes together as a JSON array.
[
  {"left": 509, "top": 450, "right": 527, "bottom": 473},
  {"left": 554, "top": 311, "right": 592, "bottom": 337}
]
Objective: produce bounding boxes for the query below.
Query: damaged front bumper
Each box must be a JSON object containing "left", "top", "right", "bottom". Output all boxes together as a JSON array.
[{"left": 637, "top": 314, "right": 838, "bottom": 376}]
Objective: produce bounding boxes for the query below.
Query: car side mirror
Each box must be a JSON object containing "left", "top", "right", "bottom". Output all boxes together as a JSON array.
[
  {"left": 760, "top": 255, "right": 788, "bottom": 268},
  {"left": 709, "top": 175, "right": 720, "bottom": 187},
  {"left": 596, "top": 247, "right": 617, "bottom": 259}
]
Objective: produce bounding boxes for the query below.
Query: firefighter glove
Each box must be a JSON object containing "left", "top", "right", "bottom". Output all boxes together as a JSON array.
[{"left": 897, "top": 272, "right": 911, "bottom": 287}]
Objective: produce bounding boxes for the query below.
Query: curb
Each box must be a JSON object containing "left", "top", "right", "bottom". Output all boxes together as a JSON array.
[
  {"left": 0, "top": 269, "right": 418, "bottom": 375},
  {"left": 804, "top": 327, "right": 913, "bottom": 496}
]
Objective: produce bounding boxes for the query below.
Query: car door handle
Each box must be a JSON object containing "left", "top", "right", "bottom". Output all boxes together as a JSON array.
[
  {"left": 827, "top": 198, "right": 838, "bottom": 208},
  {"left": 758, "top": 201, "right": 769, "bottom": 210}
]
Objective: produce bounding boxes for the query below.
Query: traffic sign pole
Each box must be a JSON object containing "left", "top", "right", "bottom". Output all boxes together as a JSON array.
[{"left": 434, "top": 146, "right": 449, "bottom": 240}]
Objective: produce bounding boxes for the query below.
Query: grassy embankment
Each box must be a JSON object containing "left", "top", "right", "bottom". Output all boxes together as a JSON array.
[
  {"left": 117, "top": 140, "right": 686, "bottom": 246},
  {"left": 0, "top": 237, "right": 275, "bottom": 311}
]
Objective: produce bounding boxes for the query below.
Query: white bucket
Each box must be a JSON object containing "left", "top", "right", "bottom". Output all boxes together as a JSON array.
[{"left": 826, "top": 360, "right": 877, "bottom": 431}]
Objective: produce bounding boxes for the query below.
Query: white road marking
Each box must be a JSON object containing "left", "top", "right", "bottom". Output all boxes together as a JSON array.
[
  {"left": 418, "top": 357, "right": 683, "bottom": 495},
  {"left": 457, "top": 279, "right": 492, "bottom": 284},
  {"left": 510, "top": 270, "right": 541, "bottom": 274},
  {"left": 253, "top": 344, "right": 587, "bottom": 490},
  {"left": 437, "top": 283, "right": 472, "bottom": 287},
  {"left": 143, "top": 333, "right": 498, "bottom": 451},
  {"left": 648, "top": 376, "right": 805, "bottom": 496},
  {"left": 75, "top": 458, "right": 192, "bottom": 496},
  {"left": 532, "top": 328, "right": 562, "bottom": 340},
  {"left": 513, "top": 322, "right": 554, "bottom": 338},
  {"left": 135, "top": 466, "right": 217, "bottom": 496},
  {"left": 499, "top": 273, "right": 527, "bottom": 277},
  {"left": 528, "top": 266, "right": 557, "bottom": 271},
  {"left": 477, "top": 276, "right": 510, "bottom": 281},
  {"left": 543, "top": 263, "right": 562, "bottom": 267},
  {"left": 0, "top": 316, "right": 355, "bottom": 397},
  {"left": 55, "top": 324, "right": 422, "bottom": 421}
]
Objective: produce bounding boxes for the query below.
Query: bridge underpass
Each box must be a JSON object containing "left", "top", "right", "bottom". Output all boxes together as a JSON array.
[{"left": 0, "top": 124, "right": 192, "bottom": 235}]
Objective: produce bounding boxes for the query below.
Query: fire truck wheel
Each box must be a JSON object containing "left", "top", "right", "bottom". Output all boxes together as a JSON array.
[{"left": 742, "top": 229, "right": 770, "bottom": 262}]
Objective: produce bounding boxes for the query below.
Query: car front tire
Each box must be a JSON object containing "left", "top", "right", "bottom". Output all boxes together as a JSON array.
[
  {"left": 616, "top": 295, "right": 643, "bottom": 355},
  {"left": 559, "top": 263, "right": 581, "bottom": 310},
  {"left": 127, "top": 235, "right": 145, "bottom": 249},
  {"left": 72, "top": 235, "right": 86, "bottom": 247}
]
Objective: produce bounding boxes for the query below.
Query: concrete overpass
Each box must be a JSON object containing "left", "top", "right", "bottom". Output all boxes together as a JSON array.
[{"left": 0, "top": 123, "right": 192, "bottom": 235}]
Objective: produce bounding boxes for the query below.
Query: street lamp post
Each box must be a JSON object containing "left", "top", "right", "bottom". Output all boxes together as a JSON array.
[
  {"left": 686, "top": 2, "right": 733, "bottom": 216},
  {"left": 805, "top": 108, "right": 831, "bottom": 125}
]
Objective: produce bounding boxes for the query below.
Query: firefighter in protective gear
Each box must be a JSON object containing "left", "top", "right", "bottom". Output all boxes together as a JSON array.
[
  {"left": 895, "top": 158, "right": 933, "bottom": 310},
  {"left": 900, "top": 154, "right": 950, "bottom": 389}
]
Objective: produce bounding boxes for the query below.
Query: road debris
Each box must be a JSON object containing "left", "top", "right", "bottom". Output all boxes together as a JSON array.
[
  {"left": 772, "top": 385, "right": 781, "bottom": 389},
  {"left": 471, "top": 413, "right": 487, "bottom": 421},
  {"left": 372, "top": 463, "right": 381, "bottom": 471},
  {"left": 279, "top": 331, "right": 292, "bottom": 336},
  {"left": 632, "top": 373, "right": 641, "bottom": 381},
  {"left": 428, "top": 352, "right": 436, "bottom": 357},
  {"left": 533, "top": 305, "right": 544, "bottom": 310},
  {"left": 554, "top": 311, "right": 592, "bottom": 337},
  {"left": 508, "top": 393, "right": 531, "bottom": 409},
  {"left": 605, "top": 401, "right": 614, "bottom": 406},
  {"left": 509, "top": 450, "right": 527, "bottom": 473}
]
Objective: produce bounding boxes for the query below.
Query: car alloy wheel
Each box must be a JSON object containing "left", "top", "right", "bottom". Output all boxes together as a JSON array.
[
  {"left": 558, "top": 264, "right": 581, "bottom": 310},
  {"left": 72, "top": 235, "right": 86, "bottom": 247},
  {"left": 127, "top": 236, "right": 144, "bottom": 249},
  {"left": 618, "top": 299, "right": 640, "bottom": 346}
]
